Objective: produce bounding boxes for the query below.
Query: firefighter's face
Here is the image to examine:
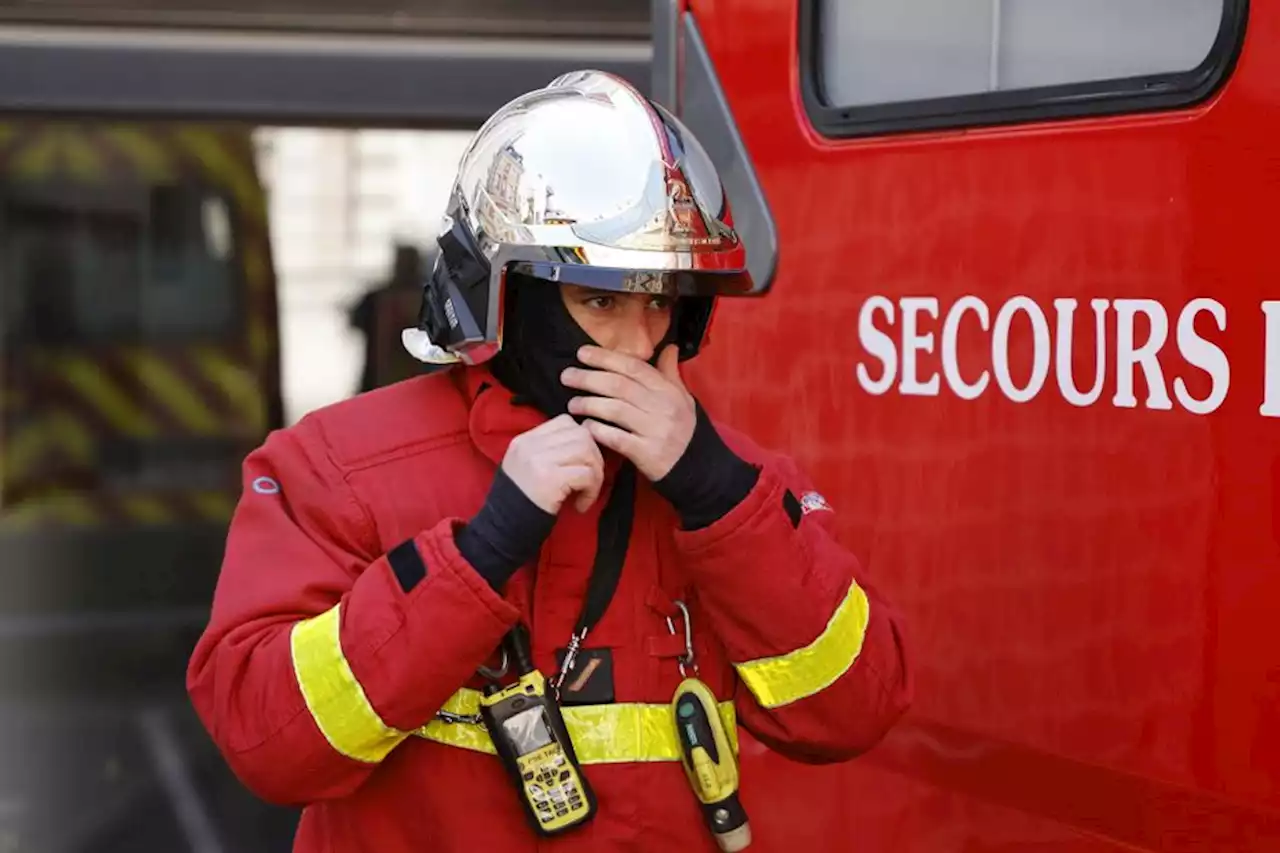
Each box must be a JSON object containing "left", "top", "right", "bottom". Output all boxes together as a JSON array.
[{"left": 559, "top": 285, "right": 674, "bottom": 362}]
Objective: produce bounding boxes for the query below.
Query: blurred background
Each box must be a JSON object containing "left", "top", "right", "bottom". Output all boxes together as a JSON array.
[{"left": 0, "top": 2, "right": 650, "bottom": 850}]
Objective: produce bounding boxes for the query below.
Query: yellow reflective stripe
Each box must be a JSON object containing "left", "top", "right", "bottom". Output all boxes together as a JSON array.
[
  {"left": 13, "top": 132, "right": 59, "bottom": 180},
  {"left": 2, "top": 492, "right": 99, "bottom": 528},
  {"left": 291, "top": 605, "right": 408, "bottom": 764},
  {"left": 48, "top": 495, "right": 98, "bottom": 524},
  {"left": 47, "top": 413, "right": 95, "bottom": 463},
  {"left": 417, "top": 691, "right": 500, "bottom": 755},
  {"left": 57, "top": 356, "right": 158, "bottom": 437},
  {"left": 176, "top": 128, "right": 265, "bottom": 223},
  {"left": 243, "top": 240, "right": 271, "bottom": 296},
  {"left": 733, "top": 580, "right": 871, "bottom": 709},
  {"left": 248, "top": 315, "right": 272, "bottom": 368},
  {"left": 415, "top": 689, "right": 738, "bottom": 765},
  {"left": 189, "top": 490, "right": 237, "bottom": 522},
  {"left": 104, "top": 126, "right": 176, "bottom": 181},
  {"left": 191, "top": 347, "right": 267, "bottom": 433},
  {"left": 60, "top": 130, "right": 102, "bottom": 181},
  {"left": 3, "top": 417, "right": 93, "bottom": 483},
  {"left": 121, "top": 495, "right": 170, "bottom": 525},
  {"left": 125, "top": 350, "right": 220, "bottom": 435},
  {"left": 4, "top": 424, "right": 44, "bottom": 482}
]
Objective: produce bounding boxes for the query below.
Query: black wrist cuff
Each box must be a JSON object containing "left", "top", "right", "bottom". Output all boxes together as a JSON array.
[
  {"left": 454, "top": 468, "right": 556, "bottom": 590},
  {"left": 652, "top": 404, "right": 760, "bottom": 530}
]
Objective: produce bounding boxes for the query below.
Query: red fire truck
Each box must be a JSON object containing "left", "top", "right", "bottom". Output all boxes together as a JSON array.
[
  {"left": 658, "top": 0, "right": 1279, "bottom": 850},
  {"left": 2, "top": 0, "right": 1275, "bottom": 850}
]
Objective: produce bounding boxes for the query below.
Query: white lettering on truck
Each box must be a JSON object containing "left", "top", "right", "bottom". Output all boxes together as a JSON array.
[
  {"left": 1263, "top": 301, "right": 1280, "bottom": 417},
  {"left": 1053, "top": 298, "right": 1109, "bottom": 407},
  {"left": 1175, "top": 298, "right": 1230, "bottom": 416},
  {"left": 855, "top": 295, "right": 1257, "bottom": 416},
  {"left": 942, "top": 296, "right": 990, "bottom": 400},
  {"left": 856, "top": 296, "right": 897, "bottom": 396},
  {"left": 900, "top": 297, "right": 940, "bottom": 397},
  {"left": 992, "top": 297, "right": 1051, "bottom": 404}
]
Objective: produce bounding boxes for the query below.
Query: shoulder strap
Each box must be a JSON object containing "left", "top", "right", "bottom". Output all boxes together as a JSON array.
[{"left": 574, "top": 461, "right": 637, "bottom": 637}]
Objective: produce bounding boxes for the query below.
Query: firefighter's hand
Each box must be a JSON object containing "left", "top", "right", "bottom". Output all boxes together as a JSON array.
[
  {"left": 563, "top": 344, "right": 696, "bottom": 482},
  {"left": 503, "top": 414, "right": 606, "bottom": 514}
]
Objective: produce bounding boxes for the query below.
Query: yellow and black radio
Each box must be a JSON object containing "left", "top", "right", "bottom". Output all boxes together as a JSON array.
[
  {"left": 479, "top": 626, "right": 597, "bottom": 836},
  {"left": 672, "top": 676, "right": 752, "bottom": 851}
]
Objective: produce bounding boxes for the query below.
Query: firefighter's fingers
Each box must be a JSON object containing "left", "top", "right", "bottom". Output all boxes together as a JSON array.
[
  {"left": 560, "top": 365, "right": 648, "bottom": 407},
  {"left": 565, "top": 464, "right": 605, "bottom": 513},
  {"left": 505, "top": 418, "right": 603, "bottom": 514},
  {"left": 583, "top": 419, "right": 642, "bottom": 464},
  {"left": 543, "top": 419, "right": 604, "bottom": 453},
  {"left": 576, "top": 345, "right": 668, "bottom": 392},
  {"left": 529, "top": 412, "right": 582, "bottom": 436},
  {"left": 508, "top": 415, "right": 585, "bottom": 460},
  {"left": 655, "top": 345, "right": 686, "bottom": 390},
  {"left": 539, "top": 420, "right": 604, "bottom": 469},
  {"left": 567, "top": 395, "right": 646, "bottom": 434}
]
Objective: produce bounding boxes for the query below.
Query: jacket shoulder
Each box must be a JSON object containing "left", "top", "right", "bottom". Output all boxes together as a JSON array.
[{"left": 297, "top": 369, "right": 473, "bottom": 471}]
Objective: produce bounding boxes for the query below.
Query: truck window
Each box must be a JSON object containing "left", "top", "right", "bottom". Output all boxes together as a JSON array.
[
  {"left": 2, "top": 183, "right": 240, "bottom": 344},
  {"left": 802, "top": 0, "right": 1247, "bottom": 137}
]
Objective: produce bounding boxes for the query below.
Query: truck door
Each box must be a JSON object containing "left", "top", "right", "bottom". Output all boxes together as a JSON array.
[{"left": 662, "top": 1, "right": 1280, "bottom": 850}]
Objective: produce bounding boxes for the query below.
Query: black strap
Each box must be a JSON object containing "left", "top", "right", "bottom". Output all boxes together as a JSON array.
[
  {"left": 574, "top": 462, "right": 637, "bottom": 637},
  {"left": 500, "top": 462, "right": 636, "bottom": 682}
]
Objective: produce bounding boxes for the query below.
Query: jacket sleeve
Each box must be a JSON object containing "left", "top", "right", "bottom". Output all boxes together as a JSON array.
[
  {"left": 675, "top": 429, "right": 912, "bottom": 764},
  {"left": 186, "top": 418, "right": 520, "bottom": 806}
]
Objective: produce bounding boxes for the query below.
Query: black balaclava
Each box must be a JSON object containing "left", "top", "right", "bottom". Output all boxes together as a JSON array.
[{"left": 488, "top": 273, "right": 678, "bottom": 419}]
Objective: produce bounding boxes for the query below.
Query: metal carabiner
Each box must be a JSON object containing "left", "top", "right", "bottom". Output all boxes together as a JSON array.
[
  {"left": 434, "top": 708, "right": 483, "bottom": 726},
  {"left": 665, "top": 599, "right": 698, "bottom": 678},
  {"left": 476, "top": 646, "right": 509, "bottom": 683},
  {"left": 433, "top": 645, "right": 508, "bottom": 727},
  {"left": 551, "top": 627, "right": 588, "bottom": 701}
]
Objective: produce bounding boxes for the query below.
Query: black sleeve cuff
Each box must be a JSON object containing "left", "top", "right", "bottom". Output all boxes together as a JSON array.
[
  {"left": 652, "top": 403, "right": 760, "bottom": 531},
  {"left": 454, "top": 468, "right": 556, "bottom": 590}
]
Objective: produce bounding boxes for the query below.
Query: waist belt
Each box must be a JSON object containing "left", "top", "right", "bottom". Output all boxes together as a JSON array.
[{"left": 415, "top": 688, "right": 738, "bottom": 765}]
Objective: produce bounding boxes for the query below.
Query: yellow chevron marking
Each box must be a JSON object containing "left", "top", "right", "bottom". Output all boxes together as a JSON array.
[
  {"left": 56, "top": 356, "right": 158, "bottom": 438},
  {"left": 248, "top": 315, "right": 272, "bottom": 369},
  {"left": 175, "top": 128, "right": 265, "bottom": 224},
  {"left": 192, "top": 348, "right": 267, "bottom": 434},
  {"left": 121, "top": 495, "right": 171, "bottom": 525},
  {"left": 2, "top": 492, "right": 99, "bottom": 528},
  {"left": 104, "top": 127, "right": 176, "bottom": 181},
  {"left": 60, "top": 130, "right": 103, "bottom": 182},
  {"left": 243, "top": 241, "right": 272, "bottom": 296},
  {"left": 3, "top": 414, "right": 95, "bottom": 483},
  {"left": 13, "top": 132, "right": 60, "bottom": 180},
  {"left": 190, "top": 490, "right": 237, "bottom": 522},
  {"left": 125, "top": 350, "right": 220, "bottom": 436}
]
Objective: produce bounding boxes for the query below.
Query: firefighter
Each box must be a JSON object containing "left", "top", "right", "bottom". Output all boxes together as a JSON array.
[{"left": 187, "top": 70, "right": 911, "bottom": 852}]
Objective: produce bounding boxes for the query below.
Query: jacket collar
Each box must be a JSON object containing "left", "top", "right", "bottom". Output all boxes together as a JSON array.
[
  {"left": 454, "top": 365, "right": 624, "bottom": 480},
  {"left": 453, "top": 365, "right": 544, "bottom": 467}
]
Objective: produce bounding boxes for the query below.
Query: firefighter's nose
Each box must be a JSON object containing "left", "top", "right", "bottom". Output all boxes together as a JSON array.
[{"left": 615, "top": 314, "right": 660, "bottom": 362}]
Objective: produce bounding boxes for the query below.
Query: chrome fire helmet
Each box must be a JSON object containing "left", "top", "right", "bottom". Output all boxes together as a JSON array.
[{"left": 403, "top": 69, "right": 755, "bottom": 367}]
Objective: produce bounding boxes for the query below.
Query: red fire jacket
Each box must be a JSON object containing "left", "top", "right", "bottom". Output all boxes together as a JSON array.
[{"left": 187, "top": 366, "right": 911, "bottom": 852}]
